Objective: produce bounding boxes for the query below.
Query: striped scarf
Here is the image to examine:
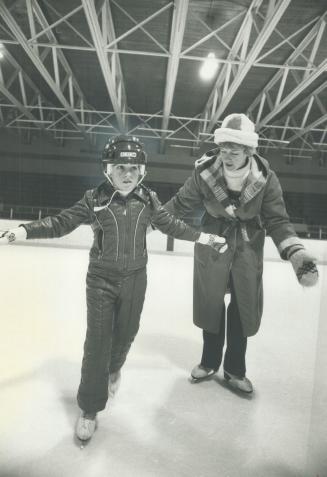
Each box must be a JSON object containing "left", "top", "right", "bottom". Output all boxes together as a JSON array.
[{"left": 197, "top": 153, "right": 267, "bottom": 240}]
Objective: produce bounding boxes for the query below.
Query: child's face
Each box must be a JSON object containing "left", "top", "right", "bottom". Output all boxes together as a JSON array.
[{"left": 109, "top": 164, "right": 140, "bottom": 193}]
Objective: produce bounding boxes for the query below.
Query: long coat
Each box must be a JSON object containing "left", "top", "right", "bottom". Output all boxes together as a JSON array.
[{"left": 165, "top": 150, "right": 301, "bottom": 337}]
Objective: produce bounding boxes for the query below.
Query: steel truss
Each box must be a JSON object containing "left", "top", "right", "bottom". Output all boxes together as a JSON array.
[{"left": 0, "top": 0, "right": 325, "bottom": 157}]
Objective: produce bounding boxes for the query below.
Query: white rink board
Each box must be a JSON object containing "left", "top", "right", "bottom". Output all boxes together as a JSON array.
[{"left": 1, "top": 218, "right": 327, "bottom": 263}]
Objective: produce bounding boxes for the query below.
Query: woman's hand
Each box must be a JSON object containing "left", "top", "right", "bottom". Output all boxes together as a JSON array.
[{"left": 288, "top": 249, "right": 318, "bottom": 287}]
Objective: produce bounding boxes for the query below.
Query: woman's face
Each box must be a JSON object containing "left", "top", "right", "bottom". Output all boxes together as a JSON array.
[{"left": 219, "top": 143, "right": 248, "bottom": 171}]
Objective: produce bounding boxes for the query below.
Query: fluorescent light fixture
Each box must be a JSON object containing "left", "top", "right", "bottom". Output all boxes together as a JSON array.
[
  {"left": 283, "top": 154, "right": 313, "bottom": 159},
  {"left": 170, "top": 144, "right": 200, "bottom": 149},
  {"left": 77, "top": 123, "right": 113, "bottom": 128},
  {"left": 0, "top": 51, "right": 4, "bottom": 60},
  {"left": 15, "top": 119, "right": 53, "bottom": 123},
  {"left": 259, "top": 138, "right": 290, "bottom": 144},
  {"left": 137, "top": 127, "right": 174, "bottom": 133},
  {"left": 199, "top": 53, "right": 219, "bottom": 80}
]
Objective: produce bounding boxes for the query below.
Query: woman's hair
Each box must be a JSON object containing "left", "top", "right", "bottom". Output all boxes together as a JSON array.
[{"left": 219, "top": 141, "right": 256, "bottom": 156}]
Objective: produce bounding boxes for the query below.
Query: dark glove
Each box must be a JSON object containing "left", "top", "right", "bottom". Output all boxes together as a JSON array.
[{"left": 148, "top": 190, "right": 161, "bottom": 210}]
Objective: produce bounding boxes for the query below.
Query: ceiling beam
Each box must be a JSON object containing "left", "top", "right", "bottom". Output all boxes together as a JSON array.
[
  {"left": 248, "top": 13, "right": 327, "bottom": 122},
  {"left": 0, "top": 82, "right": 36, "bottom": 123},
  {"left": 31, "top": 0, "right": 86, "bottom": 100},
  {"left": 160, "top": 0, "right": 189, "bottom": 152},
  {"left": 100, "top": 0, "right": 127, "bottom": 129},
  {"left": 82, "top": 0, "right": 126, "bottom": 132},
  {"left": 109, "top": 0, "right": 171, "bottom": 53},
  {"left": 0, "top": 46, "right": 53, "bottom": 127},
  {"left": 205, "top": 0, "right": 291, "bottom": 132},
  {"left": 0, "top": 37, "right": 321, "bottom": 72},
  {"left": 287, "top": 113, "right": 327, "bottom": 144},
  {"left": 257, "top": 58, "right": 326, "bottom": 127},
  {"left": 0, "top": 2, "right": 80, "bottom": 126}
]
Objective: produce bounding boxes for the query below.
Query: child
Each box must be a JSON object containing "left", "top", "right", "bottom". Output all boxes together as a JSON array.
[{"left": 0, "top": 135, "right": 227, "bottom": 442}]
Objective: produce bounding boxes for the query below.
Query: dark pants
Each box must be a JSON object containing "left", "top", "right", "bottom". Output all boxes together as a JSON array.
[
  {"left": 200, "top": 278, "right": 247, "bottom": 377},
  {"left": 77, "top": 267, "right": 147, "bottom": 413}
]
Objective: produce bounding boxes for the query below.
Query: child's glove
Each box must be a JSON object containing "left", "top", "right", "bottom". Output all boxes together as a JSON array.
[
  {"left": 0, "top": 226, "right": 27, "bottom": 245},
  {"left": 288, "top": 248, "right": 318, "bottom": 287},
  {"left": 197, "top": 232, "right": 228, "bottom": 253}
]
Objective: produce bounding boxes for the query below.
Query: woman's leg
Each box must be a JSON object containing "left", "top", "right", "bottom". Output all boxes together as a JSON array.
[
  {"left": 223, "top": 279, "right": 247, "bottom": 378},
  {"left": 200, "top": 303, "right": 226, "bottom": 372}
]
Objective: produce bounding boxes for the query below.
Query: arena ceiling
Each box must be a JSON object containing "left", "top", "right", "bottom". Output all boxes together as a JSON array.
[{"left": 0, "top": 0, "right": 326, "bottom": 161}]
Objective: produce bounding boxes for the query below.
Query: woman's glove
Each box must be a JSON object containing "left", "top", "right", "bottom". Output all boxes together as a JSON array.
[
  {"left": 197, "top": 232, "right": 228, "bottom": 253},
  {"left": 0, "top": 226, "right": 27, "bottom": 245},
  {"left": 288, "top": 248, "right": 318, "bottom": 287}
]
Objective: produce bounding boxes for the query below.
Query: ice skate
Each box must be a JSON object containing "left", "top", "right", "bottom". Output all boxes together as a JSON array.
[
  {"left": 224, "top": 370, "right": 253, "bottom": 393},
  {"left": 190, "top": 364, "right": 216, "bottom": 383},
  {"left": 75, "top": 412, "right": 97, "bottom": 445},
  {"left": 108, "top": 370, "right": 121, "bottom": 399}
]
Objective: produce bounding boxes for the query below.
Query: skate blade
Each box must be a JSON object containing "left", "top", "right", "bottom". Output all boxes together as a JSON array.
[
  {"left": 189, "top": 372, "right": 216, "bottom": 384},
  {"left": 74, "top": 434, "right": 92, "bottom": 449},
  {"left": 78, "top": 437, "right": 91, "bottom": 449}
]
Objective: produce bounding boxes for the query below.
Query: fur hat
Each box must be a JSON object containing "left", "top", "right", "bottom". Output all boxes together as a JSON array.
[{"left": 214, "top": 113, "right": 259, "bottom": 148}]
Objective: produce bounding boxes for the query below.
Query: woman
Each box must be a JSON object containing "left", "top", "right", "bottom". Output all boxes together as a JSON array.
[{"left": 164, "top": 113, "right": 318, "bottom": 393}]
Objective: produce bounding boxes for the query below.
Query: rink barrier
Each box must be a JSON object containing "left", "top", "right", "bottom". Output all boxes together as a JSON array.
[{"left": 1, "top": 219, "right": 326, "bottom": 263}]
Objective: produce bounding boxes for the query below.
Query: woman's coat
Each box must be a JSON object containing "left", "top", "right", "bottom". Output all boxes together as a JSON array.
[{"left": 165, "top": 150, "right": 301, "bottom": 337}]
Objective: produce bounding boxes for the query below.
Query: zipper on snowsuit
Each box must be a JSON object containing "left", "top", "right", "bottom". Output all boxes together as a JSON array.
[{"left": 134, "top": 204, "right": 145, "bottom": 260}]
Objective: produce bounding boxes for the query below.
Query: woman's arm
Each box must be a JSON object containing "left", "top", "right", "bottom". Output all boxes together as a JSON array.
[
  {"left": 164, "top": 170, "right": 204, "bottom": 218},
  {"left": 261, "top": 171, "right": 301, "bottom": 256}
]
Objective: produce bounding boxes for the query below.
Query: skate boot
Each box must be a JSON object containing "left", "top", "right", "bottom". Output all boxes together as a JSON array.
[
  {"left": 224, "top": 370, "right": 253, "bottom": 393},
  {"left": 108, "top": 370, "right": 121, "bottom": 399},
  {"left": 191, "top": 364, "right": 216, "bottom": 382},
  {"left": 75, "top": 412, "right": 97, "bottom": 442}
]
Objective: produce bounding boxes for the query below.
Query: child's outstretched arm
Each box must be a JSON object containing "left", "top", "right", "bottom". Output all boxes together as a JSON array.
[
  {"left": 147, "top": 188, "right": 227, "bottom": 253},
  {"left": 0, "top": 193, "right": 92, "bottom": 244}
]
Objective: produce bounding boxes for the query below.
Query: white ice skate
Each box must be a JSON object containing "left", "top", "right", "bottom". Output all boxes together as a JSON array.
[
  {"left": 190, "top": 364, "right": 216, "bottom": 382},
  {"left": 224, "top": 370, "right": 253, "bottom": 393},
  {"left": 75, "top": 412, "right": 97, "bottom": 443}
]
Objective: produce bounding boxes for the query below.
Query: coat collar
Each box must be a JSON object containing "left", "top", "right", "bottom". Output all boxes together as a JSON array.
[
  {"left": 96, "top": 181, "right": 148, "bottom": 206},
  {"left": 196, "top": 150, "right": 269, "bottom": 210}
]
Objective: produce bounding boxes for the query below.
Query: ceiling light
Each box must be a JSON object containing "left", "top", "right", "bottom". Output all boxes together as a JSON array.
[
  {"left": 259, "top": 138, "right": 289, "bottom": 144},
  {"left": 0, "top": 51, "right": 4, "bottom": 60},
  {"left": 199, "top": 53, "right": 219, "bottom": 81},
  {"left": 283, "top": 154, "right": 313, "bottom": 159},
  {"left": 170, "top": 144, "right": 200, "bottom": 149}
]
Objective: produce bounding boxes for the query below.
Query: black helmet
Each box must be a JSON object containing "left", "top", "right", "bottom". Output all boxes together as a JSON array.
[{"left": 102, "top": 135, "right": 147, "bottom": 166}]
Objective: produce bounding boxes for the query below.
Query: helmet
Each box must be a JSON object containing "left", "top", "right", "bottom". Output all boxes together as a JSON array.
[
  {"left": 102, "top": 135, "right": 147, "bottom": 166},
  {"left": 102, "top": 135, "right": 147, "bottom": 187}
]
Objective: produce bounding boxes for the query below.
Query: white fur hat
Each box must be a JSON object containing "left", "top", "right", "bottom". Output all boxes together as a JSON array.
[{"left": 214, "top": 113, "right": 259, "bottom": 148}]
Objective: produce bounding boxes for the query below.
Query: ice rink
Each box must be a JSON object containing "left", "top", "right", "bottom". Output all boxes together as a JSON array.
[{"left": 0, "top": 231, "right": 326, "bottom": 477}]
